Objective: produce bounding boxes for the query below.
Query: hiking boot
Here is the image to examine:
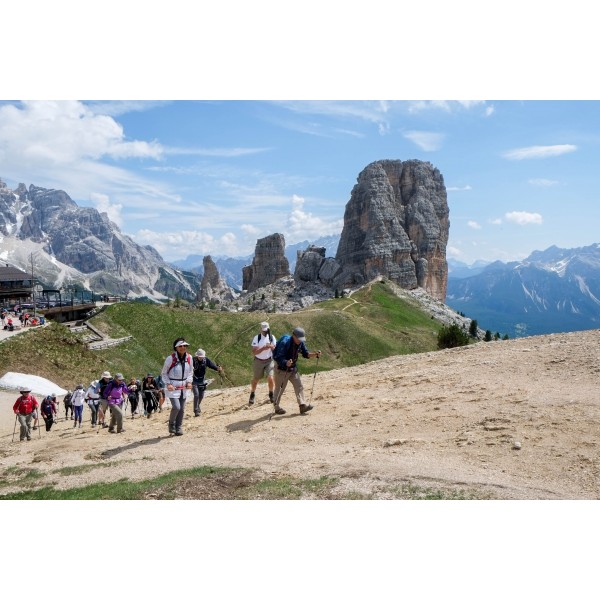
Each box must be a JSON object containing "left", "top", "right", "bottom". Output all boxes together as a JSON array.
[
  {"left": 194, "top": 412, "right": 200, "bottom": 417},
  {"left": 274, "top": 406, "right": 286, "bottom": 415},
  {"left": 168, "top": 422, "right": 176, "bottom": 435},
  {"left": 269, "top": 391, "right": 274, "bottom": 403},
  {"left": 299, "top": 403, "right": 314, "bottom": 415},
  {"left": 33, "top": 426, "right": 38, "bottom": 430},
  {"left": 27, "top": 436, "right": 31, "bottom": 441},
  {"left": 249, "top": 391, "right": 255, "bottom": 405},
  {"left": 175, "top": 428, "right": 183, "bottom": 436},
  {"left": 108, "top": 427, "right": 115, "bottom": 433}
]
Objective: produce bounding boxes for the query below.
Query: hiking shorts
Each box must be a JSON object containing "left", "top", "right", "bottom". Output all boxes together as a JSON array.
[{"left": 253, "top": 357, "right": 274, "bottom": 380}]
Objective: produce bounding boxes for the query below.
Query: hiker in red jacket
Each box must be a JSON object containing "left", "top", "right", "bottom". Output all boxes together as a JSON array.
[{"left": 13, "top": 388, "right": 39, "bottom": 441}]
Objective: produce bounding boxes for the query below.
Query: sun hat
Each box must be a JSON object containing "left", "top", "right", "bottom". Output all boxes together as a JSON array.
[
  {"left": 76, "top": 383, "right": 84, "bottom": 389},
  {"left": 20, "top": 387, "right": 31, "bottom": 393},
  {"left": 292, "top": 327, "right": 306, "bottom": 341},
  {"left": 101, "top": 371, "right": 111, "bottom": 378},
  {"left": 115, "top": 373, "right": 124, "bottom": 380},
  {"left": 195, "top": 348, "right": 206, "bottom": 357},
  {"left": 51, "top": 393, "right": 57, "bottom": 398},
  {"left": 173, "top": 339, "right": 189, "bottom": 349},
  {"left": 260, "top": 321, "right": 269, "bottom": 331}
]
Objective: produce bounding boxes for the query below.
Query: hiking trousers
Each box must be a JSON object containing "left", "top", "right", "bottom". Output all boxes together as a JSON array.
[
  {"left": 192, "top": 382, "right": 206, "bottom": 415},
  {"left": 88, "top": 401, "right": 99, "bottom": 425},
  {"left": 17, "top": 413, "right": 33, "bottom": 440},
  {"left": 43, "top": 415, "right": 54, "bottom": 431},
  {"left": 273, "top": 369, "right": 305, "bottom": 407},
  {"left": 169, "top": 390, "right": 188, "bottom": 429},
  {"left": 109, "top": 404, "right": 124, "bottom": 432}
]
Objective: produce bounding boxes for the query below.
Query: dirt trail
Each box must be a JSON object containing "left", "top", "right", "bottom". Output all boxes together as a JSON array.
[{"left": 1, "top": 329, "right": 599, "bottom": 499}]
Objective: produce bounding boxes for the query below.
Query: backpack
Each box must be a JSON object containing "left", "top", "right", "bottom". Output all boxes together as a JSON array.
[
  {"left": 257, "top": 332, "right": 274, "bottom": 344},
  {"left": 167, "top": 352, "right": 192, "bottom": 373},
  {"left": 273, "top": 335, "right": 292, "bottom": 365}
]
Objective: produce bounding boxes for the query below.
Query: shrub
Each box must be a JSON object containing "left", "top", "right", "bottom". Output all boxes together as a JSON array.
[
  {"left": 437, "top": 323, "right": 470, "bottom": 349},
  {"left": 469, "top": 319, "right": 478, "bottom": 337}
]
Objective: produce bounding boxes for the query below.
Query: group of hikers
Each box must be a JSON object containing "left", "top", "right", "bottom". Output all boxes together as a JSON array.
[{"left": 11, "top": 322, "right": 322, "bottom": 442}]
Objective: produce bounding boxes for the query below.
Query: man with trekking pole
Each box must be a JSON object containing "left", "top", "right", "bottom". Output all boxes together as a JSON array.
[
  {"left": 272, "top": 327, "right": 321, "bottom": 416},
  {"left": 13, "top": 387, "right": 39, "bottom": 441}
]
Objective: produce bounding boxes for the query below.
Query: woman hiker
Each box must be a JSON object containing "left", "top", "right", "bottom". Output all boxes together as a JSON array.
[{"left": 161, "top": 338, "right": 193, "bottom": 436}]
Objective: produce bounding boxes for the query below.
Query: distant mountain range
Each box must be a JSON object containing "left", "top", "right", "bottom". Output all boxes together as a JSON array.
[
  {"left": 172, "top": 234, "right": 341, "bottom": 290},
  {"left": 446, "top": 244, "right": 600, "bottom": 337},
  {"left": 0, "top": 178, "right": 200, "bottom": 300}
]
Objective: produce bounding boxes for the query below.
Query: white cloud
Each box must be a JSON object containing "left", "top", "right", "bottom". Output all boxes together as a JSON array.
[
  {"left": 89, "top": 193, "right": 123, "bottom": 227},
  {"left": 503, "top": 144, "right": 577, "bottom": 160},
  {"left": 164, "top": 146, "right": 270, "bottom": 157},
  {"left": 241, "top": 224, "right": 260, "bottom": 236},
  {"left": 285, "top": 194, "right": 344, "bottom": 243},
  {"left": 528, "top": 178, "right": 559, "bottom": 187},
  {"left": 447, "top": 246, "right": 463, "bottom": 258},
  {"left": 485, "top": 105, "right": 495, "bottom": 117},
  {"left": 407, "top": 100, "right": 487, "bottom": 113},
  {"left": 447, "top": 185, "right": 472, "bottom": 192},
  {"left": 505, "top": 211, "right": 543, "bottom": 225},
  {"left": 489, "top": 218, "right": 503, "bottom": 225},
  {"left": 403, "top": 130, "right": 445, "bottom": 151},
  {"left": 467, "top": 220, "right": 482, "bottom": 230},
  {"left": 133, "top": 229, "right": 242, "bottom": 261}
]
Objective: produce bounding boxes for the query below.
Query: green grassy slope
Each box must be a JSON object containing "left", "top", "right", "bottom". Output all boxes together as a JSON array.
[{"left": 0, "top": 281, "right": 441, "bottom": 390}]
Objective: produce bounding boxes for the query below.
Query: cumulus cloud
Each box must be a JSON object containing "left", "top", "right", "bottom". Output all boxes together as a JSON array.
[
  {"left": 467, "top": 220, "right": 482, "bottom": 230},
  {"left": 90, "top": 193, "right": 123, "bottom": 227},
  {"left": 528, "top": 178, "right": 559, "bottom": 187},
  {"left": 503, "top": 144, "right": 577, "bottom": 160},
  {"left": 286, "top": 194, "right": 344, "bottom": 242},
  {"left": 133, "top": 229, "right": 242, "bottom": 261},
  {"left": 489, "top": 218, "right": 503, "bottom": 225},
  {"left": 403, "top": 130, "right": 445, "bottom": 151},
  {"left": 0, "top": 101, "right": 163, "bottom": 164},
  {"left": 447, "top": 246, "right": 463, "bottom": 258},
  {"left": 505, "top": 211, "right": 543, "bottom": 225}
]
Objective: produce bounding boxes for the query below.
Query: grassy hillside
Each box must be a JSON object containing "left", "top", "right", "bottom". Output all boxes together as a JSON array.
[{"left": 0, "top": 281, "right": 441, "bottom": 391}]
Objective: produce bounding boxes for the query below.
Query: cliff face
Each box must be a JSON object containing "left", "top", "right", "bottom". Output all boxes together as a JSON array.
[
  {"left": 334, "top": 160, "right": 449, "bottom": 301},
  {"left": 0, "top": 179, "right": 200, "bottom": 300},
  {"left": 200, "top": 255, "right": 237, "bottom": 302},
  {"left": 242, "top": 233, "right": 290, "bottom": 292}
]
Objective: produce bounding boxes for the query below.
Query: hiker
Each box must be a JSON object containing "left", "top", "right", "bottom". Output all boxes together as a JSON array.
[
  {"left": 71, "top": 384, "right": 86, "bottom": 428},
  {"left": 192, "top": 348, "right": 222, "bottom": 416},
  {"left": 85, "top": 380, "right": 101, "bottom": 427},
  {"left": 102, "top": 373, "right": 129, "bottom": 433},
  {"left": 96, "top": 371, "right": 112, "bottom": 428},
  {"left": 142, "top": 373, "right": 159, "bottom": 417},
  {"left": 63, "top": 390, "right": 74, "bottom": 420},
  {"left": 13, "top": 388, "right": 39, "bottom": 441},
  {"left": 249, "top": 321, "right": 277, "bottom": 405},
  {"left": 128, "top": 377, "right": 141, "bottom": 418},
  {"left": 32, "top": 406, "right": 40, "bottom": 431},
  {"left": 161, "top": 338, "right": 193, "bottom": 436},
  {"left": 272, "top": 327, "right": 321, "bottom": 415},
  {"left": 40, "top": 394, "right": 58, "bottom": 431}
]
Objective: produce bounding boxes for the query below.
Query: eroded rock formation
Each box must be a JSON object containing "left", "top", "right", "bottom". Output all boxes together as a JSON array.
[
  {"left": 242, "top": 233, "right": 290, "bottom": 292},
  {"left": 334, "top": 159, "right": 449, "bottom": 301}
]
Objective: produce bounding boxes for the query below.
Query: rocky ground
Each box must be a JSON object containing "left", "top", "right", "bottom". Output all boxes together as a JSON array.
[{"left": 1, "top": 327, "right": 599, "bottom": 499}]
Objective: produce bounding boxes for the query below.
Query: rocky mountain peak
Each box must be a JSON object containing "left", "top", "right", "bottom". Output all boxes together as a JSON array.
[
  {"left": 242, "top": 233, "right": 290, "bottom": 292},
  {"left": 334, "top": 159, "right": 449, "bottom": 301}
]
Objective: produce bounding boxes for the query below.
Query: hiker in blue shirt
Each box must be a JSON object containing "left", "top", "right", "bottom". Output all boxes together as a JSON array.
[{"left": 272, "top": 326, "right": 321, "bottom": 415}]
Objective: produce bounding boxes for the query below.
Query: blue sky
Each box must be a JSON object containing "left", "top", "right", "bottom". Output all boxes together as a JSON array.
[{"left": 1, "top": 99, "right": 598, "bottom": 264}]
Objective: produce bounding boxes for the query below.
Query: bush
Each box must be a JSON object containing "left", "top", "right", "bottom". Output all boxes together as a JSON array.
[
  {"left": 437, "top": 323, "right": 471, "bottom": 349},
  {"left": 484, "top": 330, "right": 493, "bottom": 342},
  {"left": 469, "top": 319, "right": 478, "bottom": 337}
]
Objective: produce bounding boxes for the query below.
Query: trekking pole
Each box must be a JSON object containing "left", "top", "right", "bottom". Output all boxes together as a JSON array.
[
  {"left": 309, "top": 355, "right": 320, "bottom": 403},
  {"left": 12, "top": 414, "right": 17, "bottom": 443}
]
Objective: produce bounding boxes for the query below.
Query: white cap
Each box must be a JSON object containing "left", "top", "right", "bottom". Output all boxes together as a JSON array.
[
  {"left": 195, "top": 348, "right": 206, "bottom": 357},
  {"left": 174, "top": 340, "right": 190, "bottom": 348},
  {"left": 260, "top": 321, "right": 269, "bottom": 331}
]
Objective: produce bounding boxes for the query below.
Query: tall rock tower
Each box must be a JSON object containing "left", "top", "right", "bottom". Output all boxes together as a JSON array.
[
  {"left": 242, "top": 233, "right": 290, "bottom": 292},
  {"left": 335, "top": 159, "right": 450, "bottom": 301}
]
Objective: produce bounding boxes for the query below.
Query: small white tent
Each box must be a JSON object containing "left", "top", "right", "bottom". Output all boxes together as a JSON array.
[{"left": 0, "top": 372, "right": 68, "bottom": 396}]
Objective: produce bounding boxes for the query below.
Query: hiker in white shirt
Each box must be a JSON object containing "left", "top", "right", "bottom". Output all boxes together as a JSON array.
[{"left": 248, "top": 321, "right": 277, "bottom": 405}]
